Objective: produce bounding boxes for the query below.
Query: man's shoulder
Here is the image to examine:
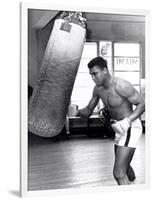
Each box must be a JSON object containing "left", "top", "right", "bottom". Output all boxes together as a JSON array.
[
  {"left": 114, "top": 77, "right": 133, "bottom": 95},
  {"left": 114, "top": 77, "right": 131, "bottom": 88},
  {"left": 93, "top": 85, "right": 99, "bottom": 95}
]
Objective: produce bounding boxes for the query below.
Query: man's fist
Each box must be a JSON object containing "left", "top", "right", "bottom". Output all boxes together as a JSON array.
[
  {"left": 111, "top": 118, "right": 131, "bottom": 136},
  {"left": 68, "top": 104, "right": 79, "bottom": 117}
]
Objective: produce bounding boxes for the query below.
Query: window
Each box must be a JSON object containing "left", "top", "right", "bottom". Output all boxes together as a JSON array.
[
  {"left": 71, "top": 42, "right": 97, "bottom": 110},
  {"left": 70, "top": 41, "right": 142, "bottom": 116},
  {"left": 99, "top": 41, "right": 112, "bottom": 73},
  {"left": 114, "top": 42, "right": 140, "bottom": 92}
]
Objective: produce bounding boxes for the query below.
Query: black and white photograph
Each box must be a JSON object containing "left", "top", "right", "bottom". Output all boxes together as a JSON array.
[{"left": 20, "top": 2, "right": 149, "bottom": 197}]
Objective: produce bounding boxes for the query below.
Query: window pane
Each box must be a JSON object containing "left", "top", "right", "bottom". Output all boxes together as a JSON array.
[
  {"left": 78, "top": 58, "right": 91, "bottom": 73},
  {"left": 99, "top": 41, "right": 112, "bottom": 72},
  {"left": 81, "top": 42, "right": 97, "bottom": 58},
  {"left": 114, "top": 43, "right": 140, "bottom": 57},
  {"left": 74, "top": 73, "right": 94, "bottom": 87},
  {"left": 71, "top": 87, "right": 93, "bottom": 101},
  {"left": 99, "top": 41, "right": 112, "bottom": 57},
  {"left": 133, "top": 85, "right": 140, "bottom": 92},
  {"left": 114, "top": 57, "right": 140, "bottom": 71},
  {"left": 71, "top": 42, "right": 97, "bottom": 110},
  {"left": 114, "top": 72, "right": 140, "bottom": 84}
]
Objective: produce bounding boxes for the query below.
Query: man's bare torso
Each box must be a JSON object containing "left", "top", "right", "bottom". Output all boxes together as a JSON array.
[{"left": 96, "top": 77, "right": 133, "bottom": 120}]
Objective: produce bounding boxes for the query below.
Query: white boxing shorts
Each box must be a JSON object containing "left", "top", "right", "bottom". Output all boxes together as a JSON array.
[{"left": 114, "top": 118, "right": 143, "bottom": 148}]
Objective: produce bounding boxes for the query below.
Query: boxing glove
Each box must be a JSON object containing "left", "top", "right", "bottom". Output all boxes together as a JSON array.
[{"left": 111, "top": 118, "right": 131, "bottom": 136}]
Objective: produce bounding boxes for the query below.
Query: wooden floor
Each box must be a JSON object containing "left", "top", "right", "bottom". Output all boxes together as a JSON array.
[{"left": 28, "top": 132, "right": 145, "bottom": 191}]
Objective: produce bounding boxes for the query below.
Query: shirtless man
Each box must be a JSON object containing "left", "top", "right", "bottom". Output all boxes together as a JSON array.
[{"left": 75, "top": 56, "right": 145, "bottom": 185}]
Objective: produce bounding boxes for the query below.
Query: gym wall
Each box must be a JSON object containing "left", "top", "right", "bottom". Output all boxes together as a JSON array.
[{"left": 28, "top": 10, "right": 145, "bottom": 87}]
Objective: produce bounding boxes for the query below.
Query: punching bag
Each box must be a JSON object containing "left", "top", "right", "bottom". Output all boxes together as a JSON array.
[{"left": 28, "top": 12, "right": 86, "bottom": 137}]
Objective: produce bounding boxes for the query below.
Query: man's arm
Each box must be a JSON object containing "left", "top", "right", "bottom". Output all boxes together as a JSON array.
[
  {"left": 77, "top": 86, "right": 100, "bottom": 118},
  {"left": 116, "top": 79, "right": 145, "bottom": 123}
]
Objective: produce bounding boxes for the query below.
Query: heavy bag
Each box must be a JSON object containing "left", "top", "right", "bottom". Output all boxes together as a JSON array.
[{"left": 28, "top": 12, "right": 86, "bottom": 137}]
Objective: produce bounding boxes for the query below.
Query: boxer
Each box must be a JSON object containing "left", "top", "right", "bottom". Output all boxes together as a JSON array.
[{"left": 75, "top": 56, "right": 145, "bottom": 185}]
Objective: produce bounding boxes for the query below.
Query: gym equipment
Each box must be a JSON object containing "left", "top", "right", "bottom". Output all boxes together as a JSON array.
[{"left": 28, "top": 12, "right": 86, "bottom": 137}]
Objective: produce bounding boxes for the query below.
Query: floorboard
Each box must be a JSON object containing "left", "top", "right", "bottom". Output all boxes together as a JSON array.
[{"left": 28, "top": 133, "right": 145, "bottom": 191}]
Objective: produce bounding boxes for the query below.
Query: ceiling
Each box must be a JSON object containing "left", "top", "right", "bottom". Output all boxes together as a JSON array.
[{"left": 29, "top": 9, "right": 145, "bottom": 29}]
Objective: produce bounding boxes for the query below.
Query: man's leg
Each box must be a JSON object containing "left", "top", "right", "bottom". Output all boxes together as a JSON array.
[
  {"left": 127, "top": 165, "right": 136, "bottom": 182},
  {"left": 113, "top": 145, "right": 135, "bottom": 185},
  {"left": 114, "top": 145, "right": 136, "bottom": 182}
]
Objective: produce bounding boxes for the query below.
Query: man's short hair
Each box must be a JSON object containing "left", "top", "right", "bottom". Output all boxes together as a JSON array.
[{"left": 88, "top": 56, "right": 108, "bottom": 70}]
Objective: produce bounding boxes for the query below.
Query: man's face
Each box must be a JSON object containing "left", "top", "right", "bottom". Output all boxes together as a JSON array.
[{"left": 89, "top": 65, "right": 107, "bottom": 87}]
